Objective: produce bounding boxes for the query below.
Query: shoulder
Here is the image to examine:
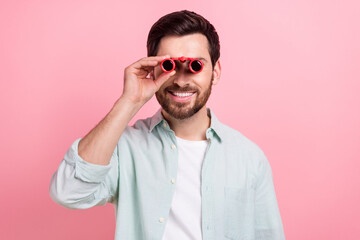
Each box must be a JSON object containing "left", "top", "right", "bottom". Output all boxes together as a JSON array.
[
  {"left": 222, "top": 124, "right": 264, "bottom": 154},
  {"left": 219, "top": 123, "right": 268, "bottom": 167},
  {"left": 209, "top": 108, "right": 265, "bottom": 158},
  {"left": 112, "top": 117, "right": 155, "bottom": 155},
  {"left": 121, "top": 116, "right": 153, "bottom": 140}
]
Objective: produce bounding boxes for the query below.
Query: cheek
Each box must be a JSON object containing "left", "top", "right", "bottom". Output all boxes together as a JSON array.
[
  {"left": 200, "top": 69, "right": 213, "bottom": 82},
  {"left": 197, "top": 72, "right": 214, "bottom": 89}
]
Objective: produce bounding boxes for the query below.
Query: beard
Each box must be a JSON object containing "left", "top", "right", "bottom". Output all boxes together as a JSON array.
[{"left": 155, "top": 76, "right": 213, "bottom": 120}]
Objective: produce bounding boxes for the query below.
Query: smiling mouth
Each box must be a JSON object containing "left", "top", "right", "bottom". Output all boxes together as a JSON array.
[{"left": 169, "top": 91, "right": 196, "bottom": 97}]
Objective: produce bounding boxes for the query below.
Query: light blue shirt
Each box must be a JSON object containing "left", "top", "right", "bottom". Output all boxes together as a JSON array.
[{"left": 49, "top": 108, "right": 285, "bottom": 240}]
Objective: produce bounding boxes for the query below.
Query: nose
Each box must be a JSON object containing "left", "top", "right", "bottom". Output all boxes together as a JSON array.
[
  {"left": 172, "top": 63, "right": 191, "bottom": 87},
  {"left": 172, "top": 72, "right": 191, "bottom": 87}
]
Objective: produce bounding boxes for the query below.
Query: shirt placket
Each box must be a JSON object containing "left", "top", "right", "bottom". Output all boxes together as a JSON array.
[
  {"left": 201, "top": 129, "right": 216, "bottom": 240},
  {"left": 157, "top": 120, "right": 180, "bottom": 238}
]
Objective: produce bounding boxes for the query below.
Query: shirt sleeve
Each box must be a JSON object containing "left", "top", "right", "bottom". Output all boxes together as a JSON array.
[
  {"left": 254, "top": 151, "right": 286, "bottom": 239},
  {"left": 49, "top": 138, "right": 119, "bottom": 209}
]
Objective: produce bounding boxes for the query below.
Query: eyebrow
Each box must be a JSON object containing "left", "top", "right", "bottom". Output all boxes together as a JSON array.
[
  {"left": 196, "top": 57, "right": 207, "bottom": 62},
  {"left": 171, "top": 57, "right": 208, "bottom": 62},
  {"left": 178, "top": 57, "right": 206, "bottom": 63}
]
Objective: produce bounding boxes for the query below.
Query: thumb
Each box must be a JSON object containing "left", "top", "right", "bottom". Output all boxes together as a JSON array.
[{"left": 154, "top": 71, "right": 176, "bottom": 90}]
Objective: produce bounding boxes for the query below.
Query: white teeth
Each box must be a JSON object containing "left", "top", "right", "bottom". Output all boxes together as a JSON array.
[{"left": 172, "top": 92, "right": 195, "bottom": 97}]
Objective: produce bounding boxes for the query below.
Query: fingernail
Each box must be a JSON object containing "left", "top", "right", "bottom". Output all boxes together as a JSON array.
[{"left": 170, "top": 71, "right": 176, "bottom": 76}]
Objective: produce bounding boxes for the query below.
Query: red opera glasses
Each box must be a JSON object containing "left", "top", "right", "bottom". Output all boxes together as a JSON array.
[{"left": 161, "top": 56, "right": 204, "bottom": 73}]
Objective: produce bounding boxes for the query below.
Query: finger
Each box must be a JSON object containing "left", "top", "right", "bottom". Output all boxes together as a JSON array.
[
  {"left": 132, "top": 55, "right": 170, "bottom": 69},
  {"left": 146, "top": 69, "right": 154, "bottom": 79},
  {"left": 153, "top": 70, "right": 176, "bottom": 89},
  {"left": 142, "top": 55, "right": 170, "bottom": 61}
]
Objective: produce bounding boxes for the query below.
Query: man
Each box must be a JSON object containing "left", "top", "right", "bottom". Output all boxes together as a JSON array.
[{"left": 49, "top": 10, "right": 285, "bottom": 240}]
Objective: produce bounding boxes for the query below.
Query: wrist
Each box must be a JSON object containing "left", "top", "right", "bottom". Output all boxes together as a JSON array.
[{"left": 113, "top": 96, "right": 144, "bottom": 114}]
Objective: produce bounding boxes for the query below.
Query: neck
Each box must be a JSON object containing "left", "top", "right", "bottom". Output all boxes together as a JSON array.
[{"left": 161, "top": 106, "right": 210, "bottom": 141}]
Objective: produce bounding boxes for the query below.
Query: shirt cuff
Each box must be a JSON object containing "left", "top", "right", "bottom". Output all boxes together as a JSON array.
[{"left": 64, "top": 138, "right": 114, "bottom": 183}]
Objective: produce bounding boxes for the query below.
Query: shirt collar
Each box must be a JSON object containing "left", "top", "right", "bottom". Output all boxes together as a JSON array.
[
  {"left": 149, "top": 108, "right": 164, "bottom": 133},
  {"left": 149, "top": 107, "right": 223, "bottom": 142}
]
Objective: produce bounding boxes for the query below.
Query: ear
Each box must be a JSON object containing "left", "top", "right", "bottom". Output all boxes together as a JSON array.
[{"left": 212, "top": 60, "right": 221, "bottom": 85}]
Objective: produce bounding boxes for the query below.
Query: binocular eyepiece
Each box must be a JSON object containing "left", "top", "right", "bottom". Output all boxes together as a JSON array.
[{"left": 161, "top": 56, "right": 204, "bottom": 74}]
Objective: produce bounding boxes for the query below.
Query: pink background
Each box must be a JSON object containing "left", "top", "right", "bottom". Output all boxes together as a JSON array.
[{"left": 1, "top": 0, "right": 359, "bottom": 239}]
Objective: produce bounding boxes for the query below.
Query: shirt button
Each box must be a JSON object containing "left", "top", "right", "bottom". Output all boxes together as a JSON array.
[
  {"left": 171, "top": 144, "right": 176, "bottom": 150},
  {"left": 171, "top": 178, "right": 175, "bottom": 184},
  {"left": 159, "top": 217, "right": 165, "bottom": 223}
]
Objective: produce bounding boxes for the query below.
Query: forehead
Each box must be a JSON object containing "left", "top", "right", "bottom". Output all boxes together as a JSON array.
[{"left": 157, "top": 33, "right": 210, "bottom": 59}]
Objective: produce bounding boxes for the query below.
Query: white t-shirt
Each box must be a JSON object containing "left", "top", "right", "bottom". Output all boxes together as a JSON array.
[{"left": 162, "top": 136, "right": 209, "bottom": 240}]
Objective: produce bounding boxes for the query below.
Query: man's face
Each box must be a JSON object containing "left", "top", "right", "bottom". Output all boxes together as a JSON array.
[{"left": 154, "top": 33, "right": 219, "bottom": 120}]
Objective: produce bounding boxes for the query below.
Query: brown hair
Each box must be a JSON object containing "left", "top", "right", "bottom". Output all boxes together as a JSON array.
[{"left": 147, "top": 10, "right": 220, "bottom": 69}]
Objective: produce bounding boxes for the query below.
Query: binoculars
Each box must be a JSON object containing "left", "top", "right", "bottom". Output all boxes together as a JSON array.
[{"left": 161, "top": 56, "right": 204, "bottom": 73}]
